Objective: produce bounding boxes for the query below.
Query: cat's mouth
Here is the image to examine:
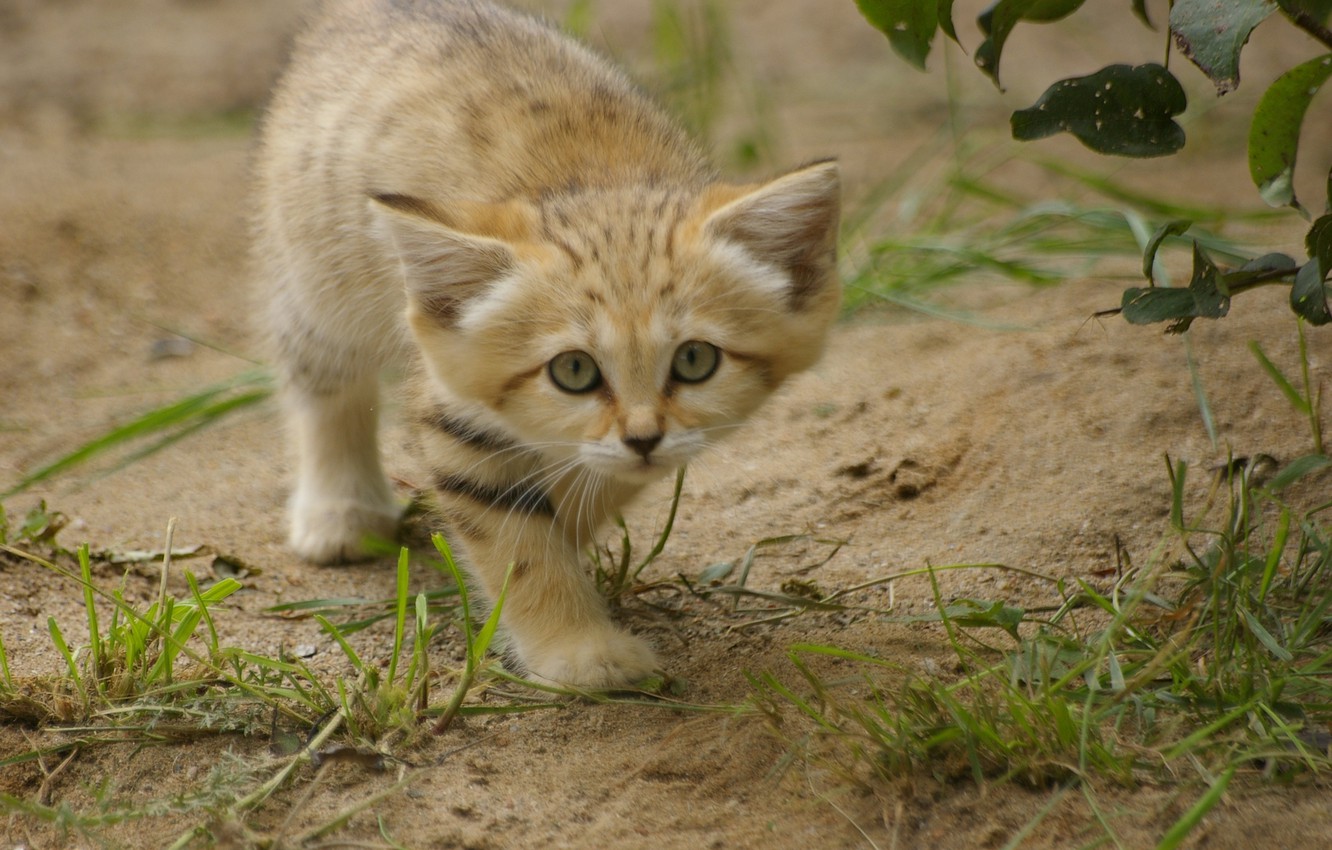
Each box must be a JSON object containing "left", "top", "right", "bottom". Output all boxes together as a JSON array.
[
  {"left": 599, "top": 452, "right": 681, "bottom": 484},
  {"left": 603, "top": 456, "right": 677, "bottom": 485},
  {"left": 578, "top": 441, "right": 689, "bottom": 484}
]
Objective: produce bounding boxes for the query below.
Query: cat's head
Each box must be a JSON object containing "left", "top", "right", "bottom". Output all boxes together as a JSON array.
[{"left": 372, "top": 160, "right": 841, "bottom": 484}]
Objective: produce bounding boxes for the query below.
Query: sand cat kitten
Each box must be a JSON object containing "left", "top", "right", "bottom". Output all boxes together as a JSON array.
[{"left": 255, "top": 0, "right": 841, "bottom": 688}]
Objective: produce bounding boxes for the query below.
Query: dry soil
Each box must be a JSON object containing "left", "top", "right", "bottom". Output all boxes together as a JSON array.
[{"left": 2, "top": 1, "right": 1331, "bottom": 848}]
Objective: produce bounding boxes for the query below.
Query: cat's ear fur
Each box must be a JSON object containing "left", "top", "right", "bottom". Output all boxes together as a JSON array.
[
  {"left": 370, "top": 193, "right": 533, "bottom": 326},
  {"left": 701, "top": 160, "right": 841, "bottom": 311}
]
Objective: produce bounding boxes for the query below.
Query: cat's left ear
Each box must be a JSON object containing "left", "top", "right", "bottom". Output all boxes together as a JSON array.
[{"left": 702, "top": 160, "right": 841, "bottom": 310}]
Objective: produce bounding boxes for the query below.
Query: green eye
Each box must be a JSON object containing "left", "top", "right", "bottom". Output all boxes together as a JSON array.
[
  {"left": 671, "top": 340, "right": 720, "bottom": 383},
  {"left": 548, "top": 350, "right": 602, "bottom": 393}
]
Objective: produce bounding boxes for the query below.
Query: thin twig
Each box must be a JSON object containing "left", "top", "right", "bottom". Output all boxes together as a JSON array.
[{"left": 35, "top": 746, "right": 80, "bottom": 806}]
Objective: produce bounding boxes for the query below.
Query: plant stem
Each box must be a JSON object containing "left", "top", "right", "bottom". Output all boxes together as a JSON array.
[
  {"left": 631, "top": 465, "right": 686, "bottom": 583},
  {"left": 165, "top": 712, "right": 346, "bottom": 850},
  {"left": 1282, "top": 8, "right": 1332, "bottom": 51},
  {"left": 1298, "top": 319, "right": 1324, "bottom": 454}
]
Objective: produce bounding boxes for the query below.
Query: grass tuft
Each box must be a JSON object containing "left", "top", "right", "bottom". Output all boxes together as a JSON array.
[
  {"left": 0, "top": 505, "right": 742, "bottom": 844},
  {"left": 750, "top": 452, "right": 1332, "bottom": 842},
  {"left": 841, "top": 139, "right": 1274, "bottom": 318}
]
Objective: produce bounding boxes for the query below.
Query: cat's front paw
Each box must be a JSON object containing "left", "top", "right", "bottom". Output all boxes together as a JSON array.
[
  {"left": 288, "top": 496, "right": 401, "bottom": 564},
  {"left": 522, "top": 628, "right": 659, "bottom": 690}
]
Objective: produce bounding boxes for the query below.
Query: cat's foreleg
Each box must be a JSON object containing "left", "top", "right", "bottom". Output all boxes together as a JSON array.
[
  {"left": 447, "top": 513, "right": 657, "bottom": 689},
  {"left": 285, "top": 371, "right": 401, "bottom": 563}
]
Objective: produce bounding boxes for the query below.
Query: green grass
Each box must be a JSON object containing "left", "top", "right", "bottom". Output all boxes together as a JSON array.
[
  {"left": 1, "top": 369, "right": 273, "bottom": 501},
  {"left": 840, "top": 135, "right": 1280, "bottom": 319},
  {"left": 94, "top": 108, "right": 258, "bottom": 140},
  {"left": 568, "top": 0, "right": 776, "bottom": 171},
  {"left": 6, "top": 336, "right": 1328, "bottom": 846},
  {"left": 1, "top": 140, "right": 1311, "bottom": 848},
  {"left": 750, "top": 451, "right": 1332, "bottom": 845},
  {"left": 0, "top": 490, "right": 736, "bottom": 844},
  {"left": 645, "top": 0, "right": 777, "bottom": 169},
  {"left": 2, "top": 3, "right": 1325, "bottom": 845}
]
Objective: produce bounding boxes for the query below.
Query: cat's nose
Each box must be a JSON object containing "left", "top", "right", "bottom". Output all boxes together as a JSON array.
[{"left": 623, "top": 434, "right": 661, "bottom": 459}]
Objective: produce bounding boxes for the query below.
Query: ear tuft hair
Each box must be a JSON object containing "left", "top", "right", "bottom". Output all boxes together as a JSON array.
[
  {"left": 370, "top": 194, "right": 517, "bottom": 326},
  {"left": 702, "top": 160, "right": 841, "bottom": 310}
]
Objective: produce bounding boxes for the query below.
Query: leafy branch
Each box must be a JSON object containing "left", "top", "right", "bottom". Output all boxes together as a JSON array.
[{"left": 855, "top": 0, "right": 1332, "bottom": 328}]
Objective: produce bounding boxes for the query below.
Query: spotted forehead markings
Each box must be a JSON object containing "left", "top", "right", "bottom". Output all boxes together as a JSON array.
[{"left": 539, "top": 204, "right": 586, "bottom": 271}]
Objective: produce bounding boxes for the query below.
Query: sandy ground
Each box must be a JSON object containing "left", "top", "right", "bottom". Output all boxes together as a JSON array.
[{"left": 3, "top": 1, "right": 1332, "bottom": 847}]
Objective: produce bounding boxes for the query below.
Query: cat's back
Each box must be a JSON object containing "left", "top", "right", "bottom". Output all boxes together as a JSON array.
[{"left": 257, "top": 0, "right": 711, "bottom": 211}]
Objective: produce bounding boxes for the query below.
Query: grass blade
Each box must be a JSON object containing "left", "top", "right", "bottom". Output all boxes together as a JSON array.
[
  {"left": 78, "top": 545, "right": 102, "bottom": 688},
  {"left": 47, "top": 617, "right": 84, "bottom": 702},
  {"left": 632, "top": 465, "right": 686, "bottom": 581},
  {"left": 316, "top": 615, "right": 364, "bottom": 674},
  {"left": 1238, "top": 607, "right": 1293, "bottom": 661},
  {"left": 2, "top": 370, "right": 272, "bottom": 498},
  {"left": 472, "top": 563, "right": 512, "bottom": 666},
  {"left": 0, "top": 632, "right": 13, "bottom": 688},
  {"left": 1155, "top": 765, "right": 1236, "bottom": 850},
  {"left": 387, "top": 548, "right": 410, "bottom": 686},
  {"left": 1249, "top": 341, "right": 1310, "bottom": 413}
]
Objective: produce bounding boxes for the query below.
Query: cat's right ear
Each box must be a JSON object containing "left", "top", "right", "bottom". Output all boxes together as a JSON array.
[
  {"left": 369, "top": 193, "right": 517, "bottom": 327},
  {"left": 700, "top": 160, "right": 841, "bottom": 312}
]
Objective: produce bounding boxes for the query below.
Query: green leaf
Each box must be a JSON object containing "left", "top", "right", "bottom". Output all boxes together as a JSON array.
[
  {"left": 1279, "top": 0, "right": 1332, "bottom": 22},
  {"left": 193, "top": 577, "right": 242, "bottom": 605},
  {"left": 938, "top": 0, "right": 959, "bottom": 40},
  {"left": 856, "top": 0, "right": 939, "bottom": 70},
  {"left": 979, "top": 0, "right": 1086, "bottom": 30},
  {"left": 1248, "top": 53, "right": 1332, "bottom": 210},
  {"left": 1238, "top": 252, "right": 1298, "bottom": 275},
  {"left": 1143, "top": 219, "right": 1193, "bottom": 281},
  {"left": 1132, "top": 0, "right": 1153, "bottom": 27},
  {"left": 387, "top": 548, "right": 410, "bottom": 686},
  {"left": 48, "top": 617, "right": 83, "bottom": 694},
  {"left": 941, "top": 598, "right": 1026, "bottom": 638},
  {"left": 2, "top": 368, "right": 272, "bottom": 498},
  {"left": 1121, "top": 287, "right": 1201, "bottom": 326},
  {"left": 1170, "top": 0, "right": 1276, "bottom": 94},
  {"left": 1107, "top": 649, "right": 1126, "bottom": 691},
  {"left": 1121, "top": 243, "right": 1229, "bottom": 331},
  {"left": 1307, "top": 213, "right": 1332, "bottom": 265},
  {"left": 1010, "top": 635, "right": 1084, "bottom": 684},
  {"left": 1219, "top": 251, "right": 1299, "bottom": 291},
  {"left": 316, "top": 614, "right": 365, "bottom": 673},
  {"left": 1292, "top": 260, "right": 1332, "bottom": 323},
  {"left": 1011, "top": 64, "right": 1186, "bottom": 157},
  {"left": 1292, "top": 213, "right": 1332, "bottom": 322},
  {"left": 976, "top": 0, "right": 1086, "bottom": 87}
]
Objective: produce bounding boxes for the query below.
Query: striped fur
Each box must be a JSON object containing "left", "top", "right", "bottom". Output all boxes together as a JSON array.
[{"left": 256, "top": 0, "right": 842, "bottom": 688}]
